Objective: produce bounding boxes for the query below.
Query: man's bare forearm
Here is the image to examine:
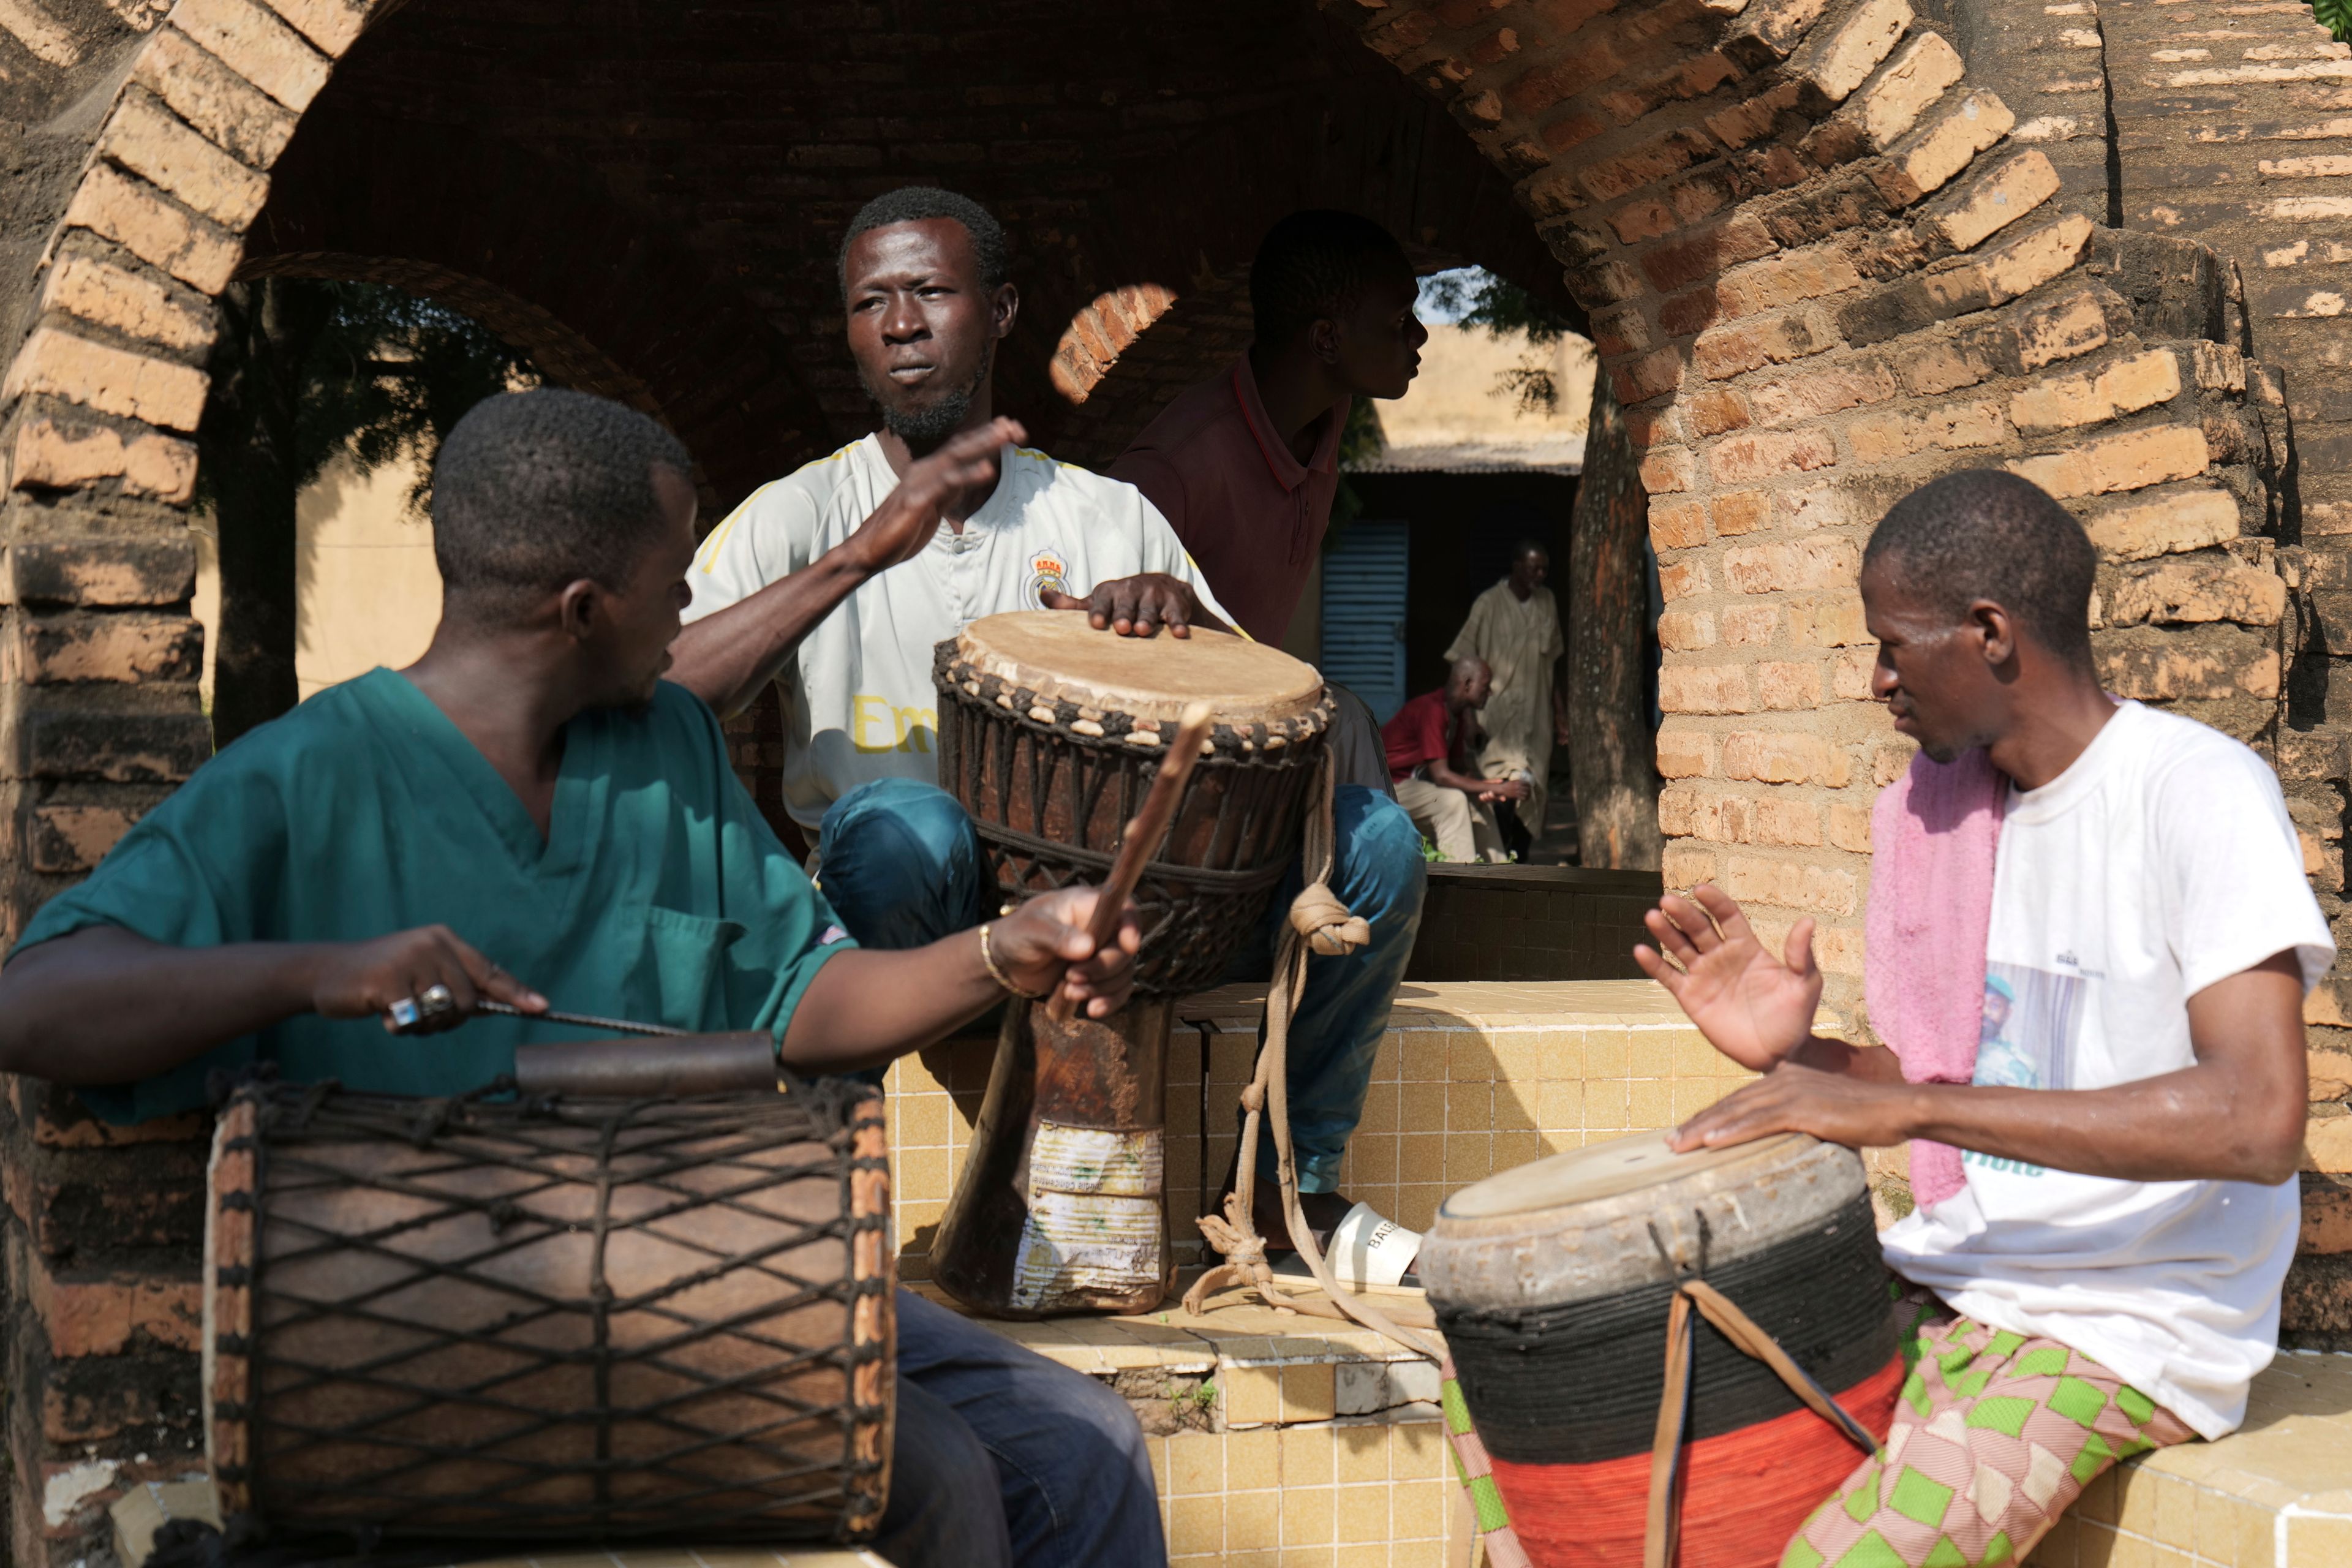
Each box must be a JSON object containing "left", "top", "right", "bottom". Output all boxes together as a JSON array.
[
  {"left": 777, "top": 939, "right": 1003, "bottom": 1074},
  {"left": 1907, "top": 1068, "right": 2298, "bottom": 1183},
  {"left": 669, "top": 549, "right": 876, "bottom": 718},
  {"left": 0, "top": 928, "right": 319, "bottom": 1084},
  {"left": 1752, "top": 1038, "right": 2301, "bottom": 1184}
]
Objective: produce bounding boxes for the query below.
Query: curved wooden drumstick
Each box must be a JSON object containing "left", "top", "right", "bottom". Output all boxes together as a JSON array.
[{"left": 1048, "top": 701, "right": 1216, "bottom": 1022}]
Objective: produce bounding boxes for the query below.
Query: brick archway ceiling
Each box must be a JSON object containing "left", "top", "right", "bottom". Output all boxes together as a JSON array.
[{"left": 235, "top": 0, "right": 1574, "bottom": 501}]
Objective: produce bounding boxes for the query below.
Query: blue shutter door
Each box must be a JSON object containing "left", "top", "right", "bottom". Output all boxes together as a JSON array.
[{"left": 1319, "top": 519, "right": 1409, "bottom": 723}]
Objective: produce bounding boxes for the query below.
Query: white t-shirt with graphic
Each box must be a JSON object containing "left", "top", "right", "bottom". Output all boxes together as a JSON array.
[
  {"left": 1880, "top": 701, "right": 2333, "bottom": 1438},
  {"left": 684, "top": 434, "right": 1231, "bottom": 829}
]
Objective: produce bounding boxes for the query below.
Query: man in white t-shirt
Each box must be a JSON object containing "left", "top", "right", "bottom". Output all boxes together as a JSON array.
[
  {"left": 669, "top": 187, "right": 1430, "bottom": 1280},
  {"left": 1635, "top": 470, "right": 2327, "bottom": 1567}
]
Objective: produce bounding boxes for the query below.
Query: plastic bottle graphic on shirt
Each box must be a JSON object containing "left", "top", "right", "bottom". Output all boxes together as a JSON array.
[{"left": 1965, "top": 962, "right": 2086, "bottom": 1177}]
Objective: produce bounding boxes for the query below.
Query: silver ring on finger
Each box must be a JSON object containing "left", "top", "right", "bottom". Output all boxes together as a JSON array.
[
  {"left": 418, "top": 983, "right": 458, "bottom": 1022},
  {"left": 386, "top": 996, "right": 424, "bottom": 1032}
]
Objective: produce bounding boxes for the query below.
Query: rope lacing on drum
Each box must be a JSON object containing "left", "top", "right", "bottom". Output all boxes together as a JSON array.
[
  {"left": 1641, "top": 1208, "right": 1882, "bottom": 1568},
  {"left": 1182, "top": 755, "right": 1439, "bottom": 1363},
  {"left": 208, "top": 1079, "right": 894, "bottom": 1545}
]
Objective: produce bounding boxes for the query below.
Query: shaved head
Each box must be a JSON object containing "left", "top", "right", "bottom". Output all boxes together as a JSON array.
[{"left": 1863, "top": 470, "right": 2097, "bottom": 663}]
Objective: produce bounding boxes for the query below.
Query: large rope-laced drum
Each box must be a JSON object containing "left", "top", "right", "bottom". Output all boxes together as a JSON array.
[
  {"left": 1420, "top": 1130, "right": 1901, "bottom": 1568},
  {"left": 204, "top": 1077, "right": 894, "bottom": 1546},
  {"left": 927, "top": 611, "right": 1332, "bottom": 1316}
]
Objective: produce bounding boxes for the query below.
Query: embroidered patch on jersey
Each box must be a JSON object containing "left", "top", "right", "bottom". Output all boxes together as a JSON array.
[{"left": 1028, "top": 549, "right": 1070, "bottom": 605}]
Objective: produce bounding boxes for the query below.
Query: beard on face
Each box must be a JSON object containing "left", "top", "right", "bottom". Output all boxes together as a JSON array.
[{"left": 861, "top": 342, "right": 994, "bottom": 453}]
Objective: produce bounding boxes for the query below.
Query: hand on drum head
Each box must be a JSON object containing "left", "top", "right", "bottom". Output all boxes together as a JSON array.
[
  {"left": 845, "top": 417, "right": 1027, "bottom": 575},
  {"left": 990, "top": 886, "right": 1143, "bottom": 1018},
  {"left": 1668, "top": 1060, "right": 1912, "bottom": 1156},
  {"left": 306, "top": 925, "right": 550, "bottom": 1035},
  {"left": 1634, "top": 884, "right": 1820, "bottom": 1074},
  {"left": 1042, "top": 573, "right": 1225, "bottom": 639}
]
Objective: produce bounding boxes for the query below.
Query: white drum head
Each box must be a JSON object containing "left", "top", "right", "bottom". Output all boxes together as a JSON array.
[{"left": 1440, "top": 1129, "right": 1806, "bottom": 1220}]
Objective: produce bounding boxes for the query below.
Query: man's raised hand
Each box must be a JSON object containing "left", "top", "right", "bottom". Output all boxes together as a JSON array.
[
  {"left": 1634, "top": 884, "right": 1820, "bottom": 1072},
  {"left": 307, "top": 925, "right": 549, "bottom": 1035},
  {"left": 846, "top": 417, "right": 1027, "bottom": 574},
  {"left": 1043, "top": 573, "right": 1223, "bottom": 638}
]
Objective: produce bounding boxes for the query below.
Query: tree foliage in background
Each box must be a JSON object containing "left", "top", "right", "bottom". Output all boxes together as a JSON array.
[
  {"left": 2318, "top": 0, "right": 2351, "bottom": 42},
  {"left": 198, "top": 278, "right": 536, "bottom": 746},
  {"left": 1418, "top": 268, "right": 1580, "bottom": 415}
]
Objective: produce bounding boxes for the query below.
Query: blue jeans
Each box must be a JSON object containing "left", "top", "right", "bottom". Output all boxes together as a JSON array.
[
  {"left": 877, "top": 1288, "right": 1164, "bottom": 1568},
  {"left": 817, "top": 777, "right": 1426, "bottom": 1192}
]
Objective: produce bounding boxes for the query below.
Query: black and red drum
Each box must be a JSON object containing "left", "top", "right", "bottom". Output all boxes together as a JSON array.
[
  {"left": 1420, "top": 1131, "right": 1901, "bottom": 1568},
  {"left": 204, "top": 1078, "right": 894, "bottom": 1545},
  {"left": 927, "top": 611, "right": 1332, "bottom": 1316}
]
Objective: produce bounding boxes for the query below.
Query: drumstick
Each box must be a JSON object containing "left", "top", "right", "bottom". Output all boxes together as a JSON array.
[
  {"left": 475, "top": 998, "right": 685, "bottom": 1037},
  {"left": 1047, "top": 701, "right": 1216, "bottom": 1022}
]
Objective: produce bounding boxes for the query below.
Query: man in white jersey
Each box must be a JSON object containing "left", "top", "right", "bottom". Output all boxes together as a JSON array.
[
  {"left": 1635, "top": 470, "right": 2326, "bottom": 1567},
  {"left": 669, "top": 187, "right": 1430, "bottom": 1281}
]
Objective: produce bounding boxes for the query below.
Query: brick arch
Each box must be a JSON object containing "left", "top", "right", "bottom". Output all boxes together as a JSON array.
[
  {"left": 239, "top": 105, "right": 824, "bottom": 507},
  {"left": 0, "top": 0, "right": 398, "bottom": 950},
  {"left": 238, "top": 251, "right": 658, "bottom": 412},
  {"left": 1322, "top": 0, "right": 2286, "bottom": 1015}
]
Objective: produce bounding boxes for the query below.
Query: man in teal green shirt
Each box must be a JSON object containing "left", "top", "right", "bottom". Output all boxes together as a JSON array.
[{"left": 0, "top": 389, "right": 1163, "bottom": 1568}]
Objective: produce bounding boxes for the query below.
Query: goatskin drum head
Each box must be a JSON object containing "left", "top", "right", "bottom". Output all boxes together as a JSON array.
[
  {"left": 1440, "top": 1128, "right": 1806, "bottom": 1220},
  {"left": 952, "top": 610, "right": 1324, "bottom": 725}
]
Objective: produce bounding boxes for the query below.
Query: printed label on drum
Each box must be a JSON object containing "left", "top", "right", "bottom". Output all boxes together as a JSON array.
[
  {"left": 1010, "top": 1124, "right": 1165, "bottom": 1310},
  {"left": 1010, "top": 1191, "right": 1164, "bottom": 1311},
  {"left": 1027, "top": 1122, "right": 1163, "bottom": 1197}
]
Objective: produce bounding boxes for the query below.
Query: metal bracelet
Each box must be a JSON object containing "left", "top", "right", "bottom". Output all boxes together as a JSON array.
[{"left": 977, "top": 922, "right": 1050, "bottom": 1000}]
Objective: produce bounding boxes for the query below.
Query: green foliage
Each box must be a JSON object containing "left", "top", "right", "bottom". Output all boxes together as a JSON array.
[
  {"left": 2318, "top": 0, "right": 2352, "bottom": 42},
  {"left": 197, "top": 279, "right": 537, "bottom": 521},
  {"left": 1419, "top": 267, "right": 1581, "bottom": 417},
  {"left": 1418, "top": 268, "right": 1576, "bottom": 345}
]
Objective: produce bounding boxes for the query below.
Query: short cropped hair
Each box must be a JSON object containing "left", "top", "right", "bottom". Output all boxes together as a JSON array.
[
  {"left": 1250, "top": 211, "right": 1412, "bottom": 347},
  {"left": 432, "top": 388, "right": 692, "bottom": 611},
  {"left": 1863, "top": 470, "right": 2097, "bottom": 660},
  {"left": 838, "top": 187, "right": 1010, "bottom": 296}
]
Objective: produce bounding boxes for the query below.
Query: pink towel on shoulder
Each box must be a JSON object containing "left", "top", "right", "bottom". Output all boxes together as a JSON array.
[{"left": 1864, "top": 747, "right": 2007, "bottom": 1211}]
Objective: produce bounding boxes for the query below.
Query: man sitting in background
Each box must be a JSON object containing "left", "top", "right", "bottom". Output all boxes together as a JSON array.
[
  {"left": 0, "top": 388, "right": 1161, "bottom": 1568},
  {"left": 1382, "top": 657, "right": 1524, "bottom": 862},
  {"left": 1446, "top": 538, "right": 1567, "bottom": 850}
]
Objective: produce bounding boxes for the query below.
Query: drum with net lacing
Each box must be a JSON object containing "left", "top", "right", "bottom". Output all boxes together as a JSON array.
[
  {"left": 1422, "top": 1131, "right": 1901, "bottom": 1568},
  {"left": 204, "top": 1077, "right": 894, "bottom": 1546},
  {"left": 927, "top": 611, "right": 1332, "bottom": 1316}
]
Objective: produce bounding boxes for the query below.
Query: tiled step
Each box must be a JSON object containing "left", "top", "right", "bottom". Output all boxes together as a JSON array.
[{"left": 883, "top": 979, "right": 1760, "bottom": 1283}]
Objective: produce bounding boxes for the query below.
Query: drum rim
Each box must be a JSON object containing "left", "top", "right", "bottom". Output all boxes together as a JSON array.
[
  {"left": 941, "top": 613, "right": 1330, "bottom": 736},
  {"left": 1436, "top": 1128, "right": 1810, "bottom": 1221}
]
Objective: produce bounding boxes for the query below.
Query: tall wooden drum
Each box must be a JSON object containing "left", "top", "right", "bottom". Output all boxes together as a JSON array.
[
  {"left": 927, "top": 611, "right": 1332, "bottom": 1316},
  {"left": 205, "top": 1079, "right": 894, "bottom": 1545},
  {"left": 1420, "top": 1131, "right": 1900, "bottom": 1568}
]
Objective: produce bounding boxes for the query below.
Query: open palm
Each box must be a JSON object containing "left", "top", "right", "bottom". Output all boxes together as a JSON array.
[{"left": 1634, "top": 885, "right": 1820, "bottom": 1072}]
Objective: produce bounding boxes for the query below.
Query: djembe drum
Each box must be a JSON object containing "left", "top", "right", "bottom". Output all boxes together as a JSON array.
[
  {"left": 205, "top": 1075, "right": 894, "bottom": 1545},
  {"left": 926, "top": 611, "right": 1332, "bottom": 1316},
  {"left": 1420, "top": 1131, "right": 1901, "bottom": 1568}
]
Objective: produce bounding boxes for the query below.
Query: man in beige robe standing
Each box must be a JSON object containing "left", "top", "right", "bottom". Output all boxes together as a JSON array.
[{"left": 1445, "top": 539, "right": 1567, "bottom": 836}]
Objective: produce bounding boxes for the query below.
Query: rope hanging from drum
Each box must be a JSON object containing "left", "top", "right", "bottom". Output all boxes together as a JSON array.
[{"left": 1182, "top": 755, "right": 1438, "bottom": 1360}]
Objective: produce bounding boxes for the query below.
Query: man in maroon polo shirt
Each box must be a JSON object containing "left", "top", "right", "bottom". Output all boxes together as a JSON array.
[
  {"left": 1108, "top": 209, "right": 1426, "bottom": 646},
  {"left": 1107, "top": 211, "right": 1436, "bottom": 1278}
]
